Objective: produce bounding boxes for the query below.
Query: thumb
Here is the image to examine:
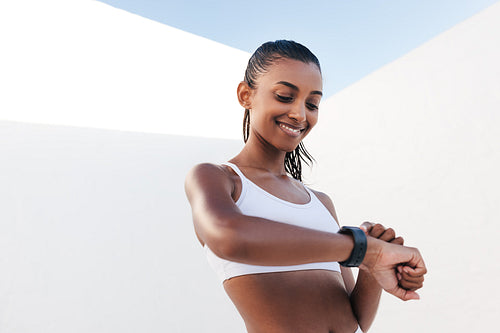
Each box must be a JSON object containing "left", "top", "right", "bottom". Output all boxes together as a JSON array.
[{"left": 388, "top": 284, "right": 421, "bottom": 301}]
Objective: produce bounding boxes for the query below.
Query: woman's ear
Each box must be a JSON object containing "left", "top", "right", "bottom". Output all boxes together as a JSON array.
[{"left": 237, "top": 81, "right": 252, "bottom": 109}]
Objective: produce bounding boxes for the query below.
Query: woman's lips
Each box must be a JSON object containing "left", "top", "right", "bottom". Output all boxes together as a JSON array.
[{"left": 278, "top": 122, "right": 304, "bottom": 137}]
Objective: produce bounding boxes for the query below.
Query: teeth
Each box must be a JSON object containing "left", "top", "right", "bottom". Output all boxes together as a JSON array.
[{"left": 280, "top": 123, "right": 301, "bottom": 133}]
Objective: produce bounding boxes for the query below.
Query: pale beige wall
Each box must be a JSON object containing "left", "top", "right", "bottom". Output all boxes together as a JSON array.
[
  {"left": 304, "top": 2, "right": 500, "bottom": 332},
  {"left": 0, "top": 1, "right": 250, "bottom": 331},
  {"left": 0, "top": 121, "right": 246, "bottom": 332}
]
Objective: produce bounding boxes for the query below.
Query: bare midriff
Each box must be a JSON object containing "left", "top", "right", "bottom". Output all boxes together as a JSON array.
[{"left": 223, "top": 270, "right": 359, "bottom": 333}]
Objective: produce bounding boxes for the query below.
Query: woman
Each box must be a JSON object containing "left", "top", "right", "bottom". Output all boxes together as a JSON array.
[{"left": 185, "top": 40, "right": 426, "bottom": 333}]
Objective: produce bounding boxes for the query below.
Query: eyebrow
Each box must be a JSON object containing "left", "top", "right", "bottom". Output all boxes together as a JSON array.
[{"left": 275, "top": 81, "right": 323, "bottom": 96}]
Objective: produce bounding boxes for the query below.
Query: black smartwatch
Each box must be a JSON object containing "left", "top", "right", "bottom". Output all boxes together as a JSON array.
[{"left": 338, "top": 226, "right": 367, "bottom": 267}]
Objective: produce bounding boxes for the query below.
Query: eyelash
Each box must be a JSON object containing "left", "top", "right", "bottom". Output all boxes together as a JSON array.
[
  {"left": 307, "top": 103, "right": 319, "bottom": 110},
  {"left": 276, "top": 94, "right": 293, "bottom": 103},
  {"left": 276, "top": 94, "right": 318, "bottom": 111}
]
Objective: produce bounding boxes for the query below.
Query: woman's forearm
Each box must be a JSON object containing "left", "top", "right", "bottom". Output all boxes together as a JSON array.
[
  {"left": 207, "top": 213, "right": 357, "bottom": 266},
  {"left": 350, "top": 271, "right": 382, "bottom": 332}
]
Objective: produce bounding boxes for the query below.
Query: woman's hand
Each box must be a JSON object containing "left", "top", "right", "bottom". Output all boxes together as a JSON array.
[
  {"left": 360, "top": 222, "right": 425, "bottom": 294},
  {"left": 360, "top": 222, "right": 404, "bottom": 245}
]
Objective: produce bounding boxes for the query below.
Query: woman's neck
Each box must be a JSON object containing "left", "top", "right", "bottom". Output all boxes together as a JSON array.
[{"left": 230, "top": 140, "right": 288, "bottom": 176}]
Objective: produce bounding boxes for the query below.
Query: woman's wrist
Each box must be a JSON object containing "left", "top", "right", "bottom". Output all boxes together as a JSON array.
[
  {"left": 338, "top": 226, "right": 367, "bottom": 267},
  {"left": 358, "top": 236, "right": 384, "bottom": 272}
]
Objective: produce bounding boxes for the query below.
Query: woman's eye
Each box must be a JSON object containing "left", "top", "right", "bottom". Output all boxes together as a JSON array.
[
  {"left": 307, "top": 103, "right": 319, "bottom": 110},
  {"left": 276, "top": 94, "right": 293, "bottom": 103}
]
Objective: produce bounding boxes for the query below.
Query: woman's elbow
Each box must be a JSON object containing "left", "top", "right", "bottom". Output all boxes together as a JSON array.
[{"left": 201, "top": 218, "right": 247, "bottom": 261}]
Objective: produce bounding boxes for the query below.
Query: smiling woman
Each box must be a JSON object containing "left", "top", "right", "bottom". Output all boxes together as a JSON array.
[
  {"left": 239, "top": 57, "right": 321, "bottom": 167},
  {"left": 241, "top": 42, "right": 323, "bottom": 181},
  {"left": 185, "top": 40, "right": 426, "bottom": 333}
]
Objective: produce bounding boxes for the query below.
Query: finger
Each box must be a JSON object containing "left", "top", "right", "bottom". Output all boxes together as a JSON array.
[
  {"left": 396, "top": 265, "right": 404, "bottom": 280},
  {"left": 400, "top": 280, "right": 424, "bottom": 291},
  {"left": 405, "top": 248, "right": 427, "bottom": 275},
  {"left": 399, "top": 280, "right": 423, "bottom": 291},
  {"left": 369, "top": 223, "right": 386, "bottom": 238},
  {"left": 400, "top": 273, "right": 424, "bottom": 285},
  {"left": 379, "top": 227, "right": 396, "bottom": 242},
  {"left": 360, "top": 221, "right": 374, "bottom": 234},
  {"left": 403, "top": 266, "right": 427, "bottom": 277},
  {"left": 401, "top": 269, "right": 425, "bottom": 281},
  {"left": 399, "top": 274, "right": 424, "bottom": 286},
  {"left": 391, "top": 236, "right": 404, "bottom": 245}
]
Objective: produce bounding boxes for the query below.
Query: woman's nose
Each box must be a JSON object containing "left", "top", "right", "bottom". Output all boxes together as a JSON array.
[{"left": 288, "top": 103, "right": 306, "bottom": 122}]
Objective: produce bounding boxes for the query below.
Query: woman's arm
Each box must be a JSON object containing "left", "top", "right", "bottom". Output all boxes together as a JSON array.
[
  {"left": 185, "top": 163, "right": 355, "bottom": 265},
  {"left": 350, "top": 223, "right": 425, "bottom": 331},
  {"left": 312, "top": 191, "right": 383, "bottom": 331},
  {"left": 185, "top": 164, "right": 426, "bottom": 301},
  {"left": 344, "top": 267, "right": 382, "bottom": 332}
]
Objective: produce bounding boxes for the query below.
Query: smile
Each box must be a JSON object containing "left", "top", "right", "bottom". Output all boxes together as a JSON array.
[{"left": 278, "top": 122, "right": 304, "bottom": 137}]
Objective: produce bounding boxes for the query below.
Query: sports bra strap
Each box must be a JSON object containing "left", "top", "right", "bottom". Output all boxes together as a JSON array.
[{"left": 221, "top": 162, "right": 248, "bottom": 182}]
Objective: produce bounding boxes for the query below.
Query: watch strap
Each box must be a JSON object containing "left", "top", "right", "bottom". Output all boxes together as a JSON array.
[{"left": 338, "top": 226, "right": 367, "bottom": 267}]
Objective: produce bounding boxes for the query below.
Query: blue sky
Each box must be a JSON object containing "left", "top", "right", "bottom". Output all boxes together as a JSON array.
[{"left": 98, "top": 0, "right": 499, "bottom": 97}]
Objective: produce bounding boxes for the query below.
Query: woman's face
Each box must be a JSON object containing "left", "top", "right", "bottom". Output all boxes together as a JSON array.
[{"left": 243, "top": 58, "right": 323, "bottom": 153}]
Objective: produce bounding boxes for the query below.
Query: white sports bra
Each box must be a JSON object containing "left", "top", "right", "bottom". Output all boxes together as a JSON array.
[{"left": 204, "top": 162, "right": 341, "bottom": 282}]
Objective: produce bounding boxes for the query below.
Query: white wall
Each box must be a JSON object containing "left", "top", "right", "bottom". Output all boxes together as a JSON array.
[
  {"left": 1, "top": 0, "right": 499, "bottom": 332},
  {"left": 305, "top": 2, "right": 500, "bottom": 332},
  {"left": 0, "top": 0, "right": 249, "bottom": 140},
  {"left": 0, "top": 121, "right": 246, "bottom": 332},
  {"left": 1, "top": 1, "right": 250, "bottom": 331}
]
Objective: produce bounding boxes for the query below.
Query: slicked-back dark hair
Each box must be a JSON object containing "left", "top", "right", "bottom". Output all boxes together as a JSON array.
[{"left": 242, "top": 40, "right": 321, "bottom": 181}]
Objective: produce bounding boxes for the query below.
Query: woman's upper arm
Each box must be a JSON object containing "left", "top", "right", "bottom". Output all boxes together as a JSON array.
[
  {"left": 184, "top": 163, "right": 241, "bottom": 254},
  {"left": 311, "top": 189, "right": 356, "bottom": 294}
]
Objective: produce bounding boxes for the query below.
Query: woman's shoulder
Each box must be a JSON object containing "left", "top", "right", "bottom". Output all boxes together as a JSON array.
[
  {"left": 186, "top": 163, "right": 234, "bottom": 181},
  {"left": 308, "top": 188, "right": 330, "bottom": 202},
  {"left": 185, "top": 163, "right": 236, "bottom": 194},
  {"left": 187, "top": 162, "right": 227, "bottom": 174}
]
